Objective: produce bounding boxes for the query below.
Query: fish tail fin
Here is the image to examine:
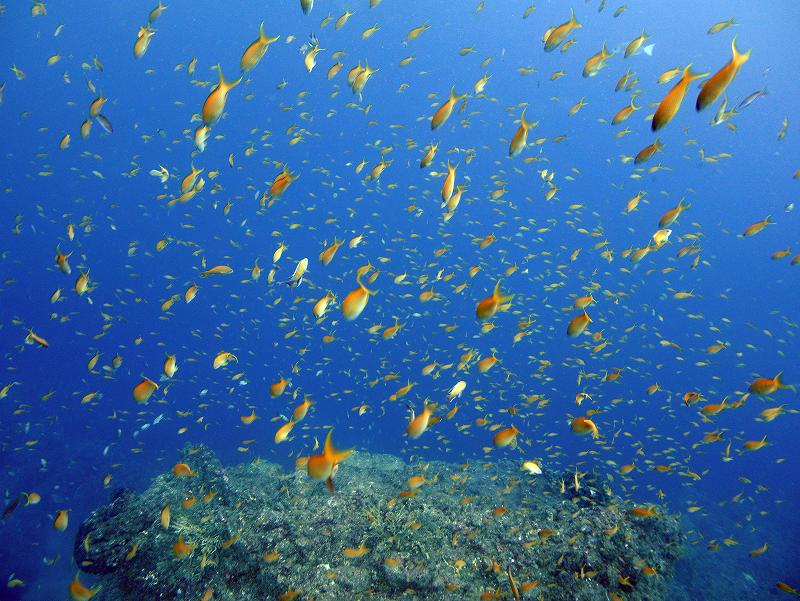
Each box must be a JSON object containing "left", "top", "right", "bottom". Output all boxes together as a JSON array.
[
  {"left": 323, "top": 430, "right": 353, "bottom": 464},
  {"left": 521, "top": 108, "right": 535, "bottom": 130},
  {"left": 329, "top": 445, "right": 354, "bottom": 465},
  {"left": 493, "top": 280, "right": 503, "bottom": 298},
  {"left": 684, "top": 65, "right": 710, "bottom": 82},
  {"left": 259, "top": 23, "right": 279, "bottom": 44},
  {"left": 356, "top": 273, "right": 377, "bottom": 296},
  {"left": 642, "top": 43, "right": 655, "bottom": 56},
  {"left": 732, "top": 36, "right": 751, "bottom": 64},
  {"left": 218, "top": 65, "right": 242, "bottom": 89},
  {"left": 775, "top": 371, "right": 794, "bottom": 390}
]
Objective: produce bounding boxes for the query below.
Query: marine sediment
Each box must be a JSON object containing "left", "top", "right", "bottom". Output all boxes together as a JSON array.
[{"left": 74, "top": 445, "right": 684, "bottom": 600}]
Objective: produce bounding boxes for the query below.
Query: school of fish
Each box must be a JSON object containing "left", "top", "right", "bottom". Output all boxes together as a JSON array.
[{"left": 1, "top": 1, "right": 799, "bottom": 599}]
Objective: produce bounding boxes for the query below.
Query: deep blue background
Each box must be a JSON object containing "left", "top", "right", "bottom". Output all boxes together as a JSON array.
[{"left": 0, "top": 1, "right": 798, "bottom": 599}]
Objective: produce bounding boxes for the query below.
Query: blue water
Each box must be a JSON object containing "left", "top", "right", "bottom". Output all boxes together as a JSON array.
[{"left": 1, "top": 0, "right": 798, "bottom": 599}]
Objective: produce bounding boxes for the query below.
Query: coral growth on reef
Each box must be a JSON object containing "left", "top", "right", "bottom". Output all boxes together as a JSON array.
[{"left": 74, "top": 445, "right": 684, "bottom": 600}]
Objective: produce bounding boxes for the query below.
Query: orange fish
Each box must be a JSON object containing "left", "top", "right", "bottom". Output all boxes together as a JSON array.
[
  {"left": 629, "top": 506, "right": 657, "bottom": 518},
  {"left": 160, "top": 504, "right": 170, "bottom": 529},
  {"left": 133, "top": 26, "right": 155, "bottom": 59},
  {"left": 475, "top": 282, "right": 513, "bottom": 320},
  {"left": 343, "top": 542, "right": 370, "bottom": 558},
  {"left": 570, "top": 417, "right": 599, "bottom": 438},
  {"left": 582, "top": 42, "right": 612, "bottom": 77},
  {"left": 743, "top": 436, "right": 768, "bottom": 451},
  {"left": 749, "top": 372, "right": 791, "bottom": 395},
  {"left": 240, "top": 23, "right": 280, "bottom": 72},
  {"left": 509, "top": 109, "right": 536, "bottom": 157},
  {"left": 274, "top": 420, "right": 295, "bottom": 444},
  {"left": 55, "top": 248, "right": 72, "bottom": 274},
  {"left": 132, "top": 377, "right": 158, "bottom": 403},
  {"left": 69, "top": 573, "right": 99, "bottom": 601},
  {"left": 319, "top": 239, "right": 344, "bottom": 266},
  {"left": 566, "top": 311, "right": 591, "bottom": 337},
  {"left": 776, "top": 582, "right": 800, "bottom": 596},
  {"left": 748, "top": 542, "right": 768, "bottom": 557},
  {"left": 172, "top": 533, "right": 195, "bottom": 559},
  {"left": 477, "top": 355, "right": 498, "bottom": 373},
  {"left": 341, "top": 275, "right": 377, "bottom": 320},
  {"left": 292, "top": 397, "right": 314, "bottom": 422},
  {"left": 270, "top": 377, "right": 289, "bottom": 398},
  {"left": 269, "top": 167, "right": 299, "bottom": 198},
  {"left": 696, "top": 37, "right": 750, "bottom": 112},
  {"left": 544, "top": 9, "right": 581, "bottom": 52},
  {"left": 700, "top": 399, "right": 727, "bottom": 416},
  {"left": 407, "top": 402, "right": 437, "bottom": 439},
  {"left": 431, "top": 87, "right": 466, "bottom": 130},
  {"left": 492, "top": 425, "right": 520, "bottom": 448},
  {"left": 652, "top": 66, "right": 708, "bottom": 131},
  {"left": 306, "top": 430, "right": 354, "bottom": 492},
  {"left": 171, "top": 462, "right": 196, "bottom": 477},
  {"left": 202, "top": 65, "right": 241, "bottom": 125},
  {"left": 54, "top": 510, "right": 69, "bottom": 531},
  {"left": 634, "top": 139, "right": 663, "bottom": 164}
]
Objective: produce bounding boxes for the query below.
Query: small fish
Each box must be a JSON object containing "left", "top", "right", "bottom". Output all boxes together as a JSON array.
[
  {"left": 737, "top": 87, "right": 767, "bottom": 110},
  {"left": 2, "top": 494, "right": 24, "bottom": 520},
  {"left": 708, "top": 18, "right": 736, "bottom": 35}
]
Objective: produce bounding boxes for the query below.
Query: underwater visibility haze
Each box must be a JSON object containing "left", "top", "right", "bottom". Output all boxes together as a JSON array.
[{"left": 1, "top": 0, "right": 799, "bottom": 599}]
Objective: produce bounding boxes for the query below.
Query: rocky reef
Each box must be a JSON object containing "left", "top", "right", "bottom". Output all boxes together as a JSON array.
[{"left": 73, "top": 445, "right": 684, "bottom": 600}]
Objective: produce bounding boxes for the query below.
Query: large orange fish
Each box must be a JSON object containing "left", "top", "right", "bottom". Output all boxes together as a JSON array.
[
  {"left": 749, "top": 372, "right": 792, "bottom": 395},
  {"left": 307, "top": 430, "right": 354, "bottom": 493},
  {"left": 202, "top": 66, "right": 242, "bottom": 125},
  {"left": 652, "top": 66, "right": 708, "bottom": 131},
  {"left": 544, "top": 9, "right": 581, "bottom": 52},
  {"left": 431, "top": 87, "right": 467, "bottom": 130},
  {"left": 696, "top": 37, "right": 750, "bottom": 111},
  {"left": 240, "top": 23, "right": 280, "bottom": 72}
]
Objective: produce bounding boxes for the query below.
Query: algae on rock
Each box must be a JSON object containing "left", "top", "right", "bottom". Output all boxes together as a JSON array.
[{"left": 74, "top": 445, "right": 684, "bottom": 600}]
